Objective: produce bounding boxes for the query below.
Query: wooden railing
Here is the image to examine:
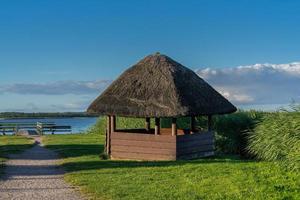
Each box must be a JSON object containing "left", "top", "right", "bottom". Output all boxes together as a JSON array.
[
  {"left": 0, "top": 122, "right": 71, "bottom": 135},
  {"left": 36, "top": 122, "right": 71, "bottom": 135}
]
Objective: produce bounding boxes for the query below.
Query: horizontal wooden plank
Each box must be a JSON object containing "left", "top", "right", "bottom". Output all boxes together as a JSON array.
[
  {"left": 159, "top": 128, "right": 188, "bottom": 135},
  {"left": 111, "top": 145, "right": 176, "bottom": 155},
  {"left": 112, "top": 132, "right": 176, "bottom": 143},
  {"left": 177, "top": 144, "right": 214, "bottom": 155},
  {"left": 176, "top": 132, "right": 214, "bottom": 142},
  {"left": 42, "top": 130, "right": 71, "bottom": 132},
  {"left": 111, "top": 139, "right": 176, "bottom": 149},
  {"left": 177, "top": 138, "right": 214, "bottom": 149},
  {"left": 114, "top": 129, "right": 149, "bottom": 133},
  {"left": 114, "top": 128, "right": 186, "bottom": 135},
  {"left": 111, "top": 151, "right": 176, "bottom": 161},
  {"left": 177, "top": 151, "right": 214, "bottom": 159},
  {"left": 0, "top": 130, "right": 14, "bottom": 132}
]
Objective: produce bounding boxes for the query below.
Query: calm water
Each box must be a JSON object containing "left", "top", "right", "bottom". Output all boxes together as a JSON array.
[{"left": 0, "top": 117, "right": 99, "bottom": 134}]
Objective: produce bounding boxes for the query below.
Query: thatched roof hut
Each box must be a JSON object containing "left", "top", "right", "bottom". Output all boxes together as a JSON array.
[
  {"left": 88, "top": 53, "right": 236, "bottom": 161},
  {"left": 88, "top": 53, "right": 236, "bottom": 117}
]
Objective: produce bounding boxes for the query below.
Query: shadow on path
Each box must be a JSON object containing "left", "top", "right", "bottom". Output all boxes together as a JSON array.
[{"left": 0, "top": 137, "right": 83, "bottom": 200}]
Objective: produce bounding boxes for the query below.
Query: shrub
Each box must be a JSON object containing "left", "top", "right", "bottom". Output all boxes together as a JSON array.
[
  {"left": 160, "top": 117, "right": 199, "bottom": 129},
  {"left": 116, "top": 117, "right": 145, "bottom": 129},
  {"left": 248, "top": 111, "right": 300, "bottom": 170},
  {"left": 86, "top": 117, "right": 106, "bottom": 135},
  {"left": 212, "top": 111, "right": 263, "bottom": 156},
  {"left": 86, "top": 117, "right": 151, "bottom": 135}
]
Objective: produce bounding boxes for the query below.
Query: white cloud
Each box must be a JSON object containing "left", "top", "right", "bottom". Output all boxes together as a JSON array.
[
  {"left": 196, "top": 62, "right": 300, "bottom": 105},
  {"left": 1, "top": 62, "right": 300, "bottom": 112},
  {"left": 0, "top": 80, "right": 111, "bottom": 95},
  {"left": 219, "top": 90, "right": 254, "bottom": 104},
  {"left": 1, "top": 100, "right": 93, "bottom": 113},
  {"left": 49, "top": 101, "right": 88, "bottom": 111}
]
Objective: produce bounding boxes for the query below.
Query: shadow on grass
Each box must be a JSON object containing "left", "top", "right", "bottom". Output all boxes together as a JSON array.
[
  {"left": 45, "top": 144, "right": 104, "bottom": 158},
  {"left": 45, "top": 144, "right": 255, "bottom": 173},
  {"left": 63, "top": 159, "right": 254, "bottom": 173},
  {"left": 1, "top": 143, "right": 35, "bottom": 180},
  {"left": 0, "top": 144, "right": 34, "bottom": 157}
]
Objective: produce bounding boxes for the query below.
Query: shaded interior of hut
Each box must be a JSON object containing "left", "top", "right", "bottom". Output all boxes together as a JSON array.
[{"left": 106, "top": 115, "right": 213, "bottom": 136}]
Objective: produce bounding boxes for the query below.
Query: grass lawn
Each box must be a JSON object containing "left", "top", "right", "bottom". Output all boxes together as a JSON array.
[
  {"left": 43, "top": 134, "right": 300, "bottom": 200},
  {"left": 0, "top": 135, "right": 34, "bottom": 176}
]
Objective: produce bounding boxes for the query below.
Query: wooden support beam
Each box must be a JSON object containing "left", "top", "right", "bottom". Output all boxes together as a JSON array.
[
  {"left": 145, "top": 117, "right": 150, "bottom": 131},
  {"left": 106, "top": 116, "right": 112, "bottom": 155},
  {"left": 207, "top": 115, "right": 212, "bottom": 131},
  {"left": 190, "top": 116, "right": 196, "bottom": 132},
  {"left": 155, "top": 118, "right": 160, "bottom": 135},
  {"left": 110, "top": 115, "right": 116, "bottom": 133},
  {"left": 172, "top": 118, "right": 177, "bottom": 136}
]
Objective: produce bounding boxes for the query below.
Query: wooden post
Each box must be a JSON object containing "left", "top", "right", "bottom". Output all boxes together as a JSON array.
[
  {"left": 145, "top": 117, "right": 150, "bottom": 131},
  {"left": 207, "top": 115, "right": 212, "bottom": 131},
  {"left": 110, "top": 115, "right": 116, "bottom": 132},
  {"left": 15, "top": 125, "right": 18, "bottom": 135},
  {"left": 108, "top": 115, "right": 116, "bottom": 155},
  {"left": 155, "top": 118, "right": 160, "bottom": 135},
  {"left": 172, "top": 118, "right": 177, "bottom": 136},
  {"left": 106, "top": 116, "right": 112, "bottom": 155},
  {"left": 190, "top": 116, "right": 196, "bottom": 132}
]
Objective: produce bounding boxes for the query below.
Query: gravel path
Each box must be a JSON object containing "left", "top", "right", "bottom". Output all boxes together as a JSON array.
[{"left": 0, "top": 136, "right": 84, "bottom": 200}]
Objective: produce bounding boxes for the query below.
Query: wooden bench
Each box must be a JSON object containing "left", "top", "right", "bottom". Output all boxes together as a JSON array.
[
  {"left": 0, "top": 122, "right": 71, "bottom": 135},
  {"left": 0, "top": 123, "right": 39, "bottom": 135},
  {"left": 36, "top": 123, "right": 71, "bottom": 135}
]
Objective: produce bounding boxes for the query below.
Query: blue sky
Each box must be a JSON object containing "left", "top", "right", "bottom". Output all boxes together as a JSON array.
[{"left": 0, "top": 0, "right": 300, "bottom": 112}]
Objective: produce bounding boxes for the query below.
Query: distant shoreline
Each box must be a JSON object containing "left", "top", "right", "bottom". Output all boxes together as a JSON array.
[
  {"left": 0, "top": 112, "right": 98, "bottom": 119},
  {"left": 0, "top": 116, "right": 98, "bottom": 120}
]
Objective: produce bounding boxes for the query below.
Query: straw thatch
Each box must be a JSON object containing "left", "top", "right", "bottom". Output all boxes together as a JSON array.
[{"left": 88, "top": 53, "right": 237, "bottom": 117}]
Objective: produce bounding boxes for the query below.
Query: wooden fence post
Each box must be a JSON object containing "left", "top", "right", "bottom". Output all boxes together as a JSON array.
[
  {"left": 208, "top": 115, "right": 212, "bottom": 131},
  {"left": 155, "top": 118, "right": 160, "bottom": 135},
  {"left": 145, "top": 117, "right": 150, "bottom": 131},
  {"left": 190, "top": 116, "right": 196, "bottom": 132},
  {"left": 172, "top": 118, "right": 177, "bottom": 136}
]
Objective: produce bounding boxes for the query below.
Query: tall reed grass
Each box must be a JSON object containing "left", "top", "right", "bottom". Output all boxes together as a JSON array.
[{"left": 248, "top": 111, "right": 300, "bottom": 170}]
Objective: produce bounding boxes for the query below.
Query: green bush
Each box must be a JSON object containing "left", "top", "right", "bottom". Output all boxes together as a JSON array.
[
  {"left": 213, "top": 111, "right": 263, "bottom": 156},
  {"left": 86, "top": 117, "right": 106, "bottom": 135},
  {"left": 159, "top": 117, "right": 191, "bottom": 129},
  {"left": 116, "top": 117, "right": 146, "bottom": 129},
  {"left": 248, "top": 111, "right": 300, "bottom": 170},
  {"left": 86, "top": 117, "right": 151, "bottom": 135}
]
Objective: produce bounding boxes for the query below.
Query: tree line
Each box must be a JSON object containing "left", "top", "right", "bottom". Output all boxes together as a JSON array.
[{"left": 0, "top": 112, "right": 97, "bottom": 119}]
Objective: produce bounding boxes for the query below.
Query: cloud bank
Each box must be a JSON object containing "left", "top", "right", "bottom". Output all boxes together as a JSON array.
[
  {"left": 1, "top": 61, "right": 300, "bottom": 112},
  {"left": 0, "top": 80, "right": 111, "bottom": 95},
  {"left": 196, "top": 62, "right": 300, "bottom": 105}
]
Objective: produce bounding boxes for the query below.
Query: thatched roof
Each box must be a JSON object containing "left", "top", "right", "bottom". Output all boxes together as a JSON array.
[{"left": 88, "top": 53, "right": 237, "bottom": 117}]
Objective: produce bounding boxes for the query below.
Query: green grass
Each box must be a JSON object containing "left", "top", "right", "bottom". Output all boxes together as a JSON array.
[
  {"left": 43, "top": 134, "right": 300, "bottom": 200},
  {"left": 0, "top": 135, "right": 34, "bottom": 176}
]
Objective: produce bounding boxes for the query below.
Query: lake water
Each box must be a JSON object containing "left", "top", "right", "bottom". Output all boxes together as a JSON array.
[{"left": 0, "top": 117, "right": 99, "bottom": 134}]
